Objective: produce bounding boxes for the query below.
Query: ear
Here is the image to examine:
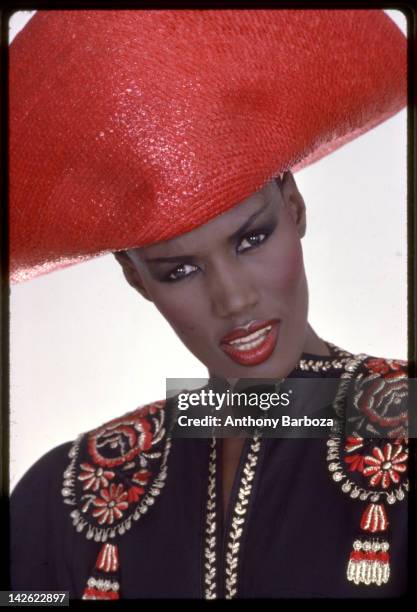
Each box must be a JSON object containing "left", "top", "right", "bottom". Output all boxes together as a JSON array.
[
  {"left": 280, "top": 171, "right": 306, "bottom": 238},
  {"left": 113, "top": 250, "right": 153, "bottom": 301}
]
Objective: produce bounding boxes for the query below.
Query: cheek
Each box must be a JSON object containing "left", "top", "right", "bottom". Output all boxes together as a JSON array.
[
  {"left": 148, "top": 287, "right": 206, "bottom": 344},
  {"left": 269, "top": 232, "right": 304, "bottom": 292}
]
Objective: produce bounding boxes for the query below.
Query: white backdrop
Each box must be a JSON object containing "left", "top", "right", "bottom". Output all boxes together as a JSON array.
[{"left": 9, "top": 10, "right": 408, "bottom": 489}]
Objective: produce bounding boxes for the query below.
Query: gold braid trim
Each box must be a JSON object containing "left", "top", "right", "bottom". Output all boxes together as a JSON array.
[
  {"left": 225, "top": 436, "right": 261, "bottom": 599},
  {"left": 204, "top": 438, "right": 218, "bottom": 599}
]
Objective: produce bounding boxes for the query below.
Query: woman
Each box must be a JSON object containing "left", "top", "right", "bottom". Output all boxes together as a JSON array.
[{"left": 9, "top": 10, "right": 408, "bottom": 599}]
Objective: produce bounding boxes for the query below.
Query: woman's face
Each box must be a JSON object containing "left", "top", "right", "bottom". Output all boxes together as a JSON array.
[{"left": 123, "top": 176, "right": 313, "bottom": 379}]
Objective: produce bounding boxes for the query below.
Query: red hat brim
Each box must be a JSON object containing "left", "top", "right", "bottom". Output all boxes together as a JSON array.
[{"left": 9, "top": 10, "right": 406, "bottom": 282}]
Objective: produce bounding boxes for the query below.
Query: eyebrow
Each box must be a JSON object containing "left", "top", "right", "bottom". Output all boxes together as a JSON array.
[
  {"left": 229, "top": 199, "right": 270, "bottom": 242},
  {"left": 144, "top": 199, "right": 271, "bottom": 264}
]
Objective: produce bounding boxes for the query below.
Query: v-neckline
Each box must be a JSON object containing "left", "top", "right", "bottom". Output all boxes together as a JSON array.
[{"left": 219, "top": 437, "right": 250, "bottom": 531}]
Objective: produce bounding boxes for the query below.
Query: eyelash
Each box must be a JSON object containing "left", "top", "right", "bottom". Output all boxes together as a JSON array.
[{"left": 164, "top": 229, "right": 271, "bottom": 282}]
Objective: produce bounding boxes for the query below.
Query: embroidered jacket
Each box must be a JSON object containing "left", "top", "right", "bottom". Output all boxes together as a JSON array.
[{"left": 10, "top": 345, "right": 408, "bottom": 598}]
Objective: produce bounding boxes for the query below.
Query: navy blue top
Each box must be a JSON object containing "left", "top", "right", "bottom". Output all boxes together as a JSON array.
[{"left": 10, "top": 346, "right": 408, "bottom": 599}]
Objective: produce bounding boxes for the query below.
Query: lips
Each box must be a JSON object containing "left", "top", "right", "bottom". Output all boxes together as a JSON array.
[{"left": 219, "top": 319, "right": 280, "bottom": 366}]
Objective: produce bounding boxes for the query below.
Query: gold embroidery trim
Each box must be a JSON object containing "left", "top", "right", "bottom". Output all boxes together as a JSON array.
[
  {"left": 202, "top": 346, "right": 352, "bottom": 599},
  {"left": 225, "top": 435, "right": 261, "bottom": 599},
  {"left": 204, "top": 438, "right": 218, "bottom": 599},
  {"left": 298, "top": 342, "right": 352, "bottom": 372}
]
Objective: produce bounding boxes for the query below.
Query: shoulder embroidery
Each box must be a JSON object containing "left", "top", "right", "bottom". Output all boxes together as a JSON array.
[
  {"left": 62, "top": 400, "right": 170, "bottom": 541},
  {"left": 61, "top": 400, "right": 171, "bottom": 600},
  {"left": 328, "top": 355, "right": 408, "bottom": 587},
  {"left": 348, "top": 356, "right": 408, "bottom": 438}
]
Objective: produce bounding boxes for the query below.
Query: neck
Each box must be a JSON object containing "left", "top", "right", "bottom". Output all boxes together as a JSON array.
[{"left": 302, "top": 324, "right": 330, "bottom": 356}]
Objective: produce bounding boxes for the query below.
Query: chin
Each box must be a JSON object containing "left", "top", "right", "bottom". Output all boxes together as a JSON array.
[
  {"left": 211, "top": 349, "right": 298, "bottom": 381},
  {"left": 244, "top": 356, "right": 297, "bottom": 380}
]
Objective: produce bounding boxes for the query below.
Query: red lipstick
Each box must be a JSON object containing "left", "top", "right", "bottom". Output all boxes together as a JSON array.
[{"left": 219, "top": 319, "right": 280, "bottom": 366}]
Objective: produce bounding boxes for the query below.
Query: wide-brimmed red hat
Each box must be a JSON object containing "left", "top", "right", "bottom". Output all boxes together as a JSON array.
[{"left": 9, "top": 10, "right": 406, "bottom": 282}]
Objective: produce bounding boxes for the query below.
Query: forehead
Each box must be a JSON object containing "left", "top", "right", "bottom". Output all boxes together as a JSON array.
[{"left": 134, "top": 181, "right": 280, "bottom": 260}]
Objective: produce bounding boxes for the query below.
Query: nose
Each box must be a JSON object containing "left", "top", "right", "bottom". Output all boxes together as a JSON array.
[{"left": 207, "top": 258, "right": 259, "bottom": 319}]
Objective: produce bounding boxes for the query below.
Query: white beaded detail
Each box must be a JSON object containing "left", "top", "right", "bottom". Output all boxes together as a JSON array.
[
  {"left": 347, "top": 539, "right": 390, "bottom": 586},
  {"left": 204, "top": 439, "right": 218, "bottom": 600}
]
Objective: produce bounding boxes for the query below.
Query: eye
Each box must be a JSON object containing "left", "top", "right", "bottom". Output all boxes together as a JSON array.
[
  {"left": 166, "top": 263, "right": 199, "bottom": 282},
  {"left": 237, "top": 231, "right": 268, "bottom": 253}
]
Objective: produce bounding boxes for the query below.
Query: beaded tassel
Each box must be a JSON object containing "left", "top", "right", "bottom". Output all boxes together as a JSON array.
[
  {"left": 347, "top": 503, "right": 390, "bottom": 586},
  {"left": 82, "top": 543, "right": 120, "bottom": 600}
]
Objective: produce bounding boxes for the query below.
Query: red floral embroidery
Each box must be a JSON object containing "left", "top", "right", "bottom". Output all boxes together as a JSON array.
[
  {"left": 64, "top": 398, "right": 169, "bottom": 569},
  {"left": 363, "top": 443, "right": 407, "bottom": 489},
  {"left": 345, "top": 437, "right": 364, "bottom": 453},
  {"left": 365, "top": 358, "right": 406, "bottom": 378},
  {"left": 88, "top": 416, "right": 153, "bottom": 468},
  {"left": 345, "top": 454, "right": 365, "bottom": 472},
  {"left": 78, "top": 462, "right": 115, "bottom": 491},
  {"left": 125, "top": 469, "right": 152, "bottom": 502},
  {"left": 353, "top": 360, "right": 408, "bottom": 436},
  {"left": 127, "top": 485, "right": 145, "bottom": 503},
  {"left": 344, "top": 437, "right": 365, "bottom": 472},
  {"left": 132, "top": 469, "right": 151, "bottom": 485},
  {"left": 92, "top": 484, "right": 129, "bottom": 525}
]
